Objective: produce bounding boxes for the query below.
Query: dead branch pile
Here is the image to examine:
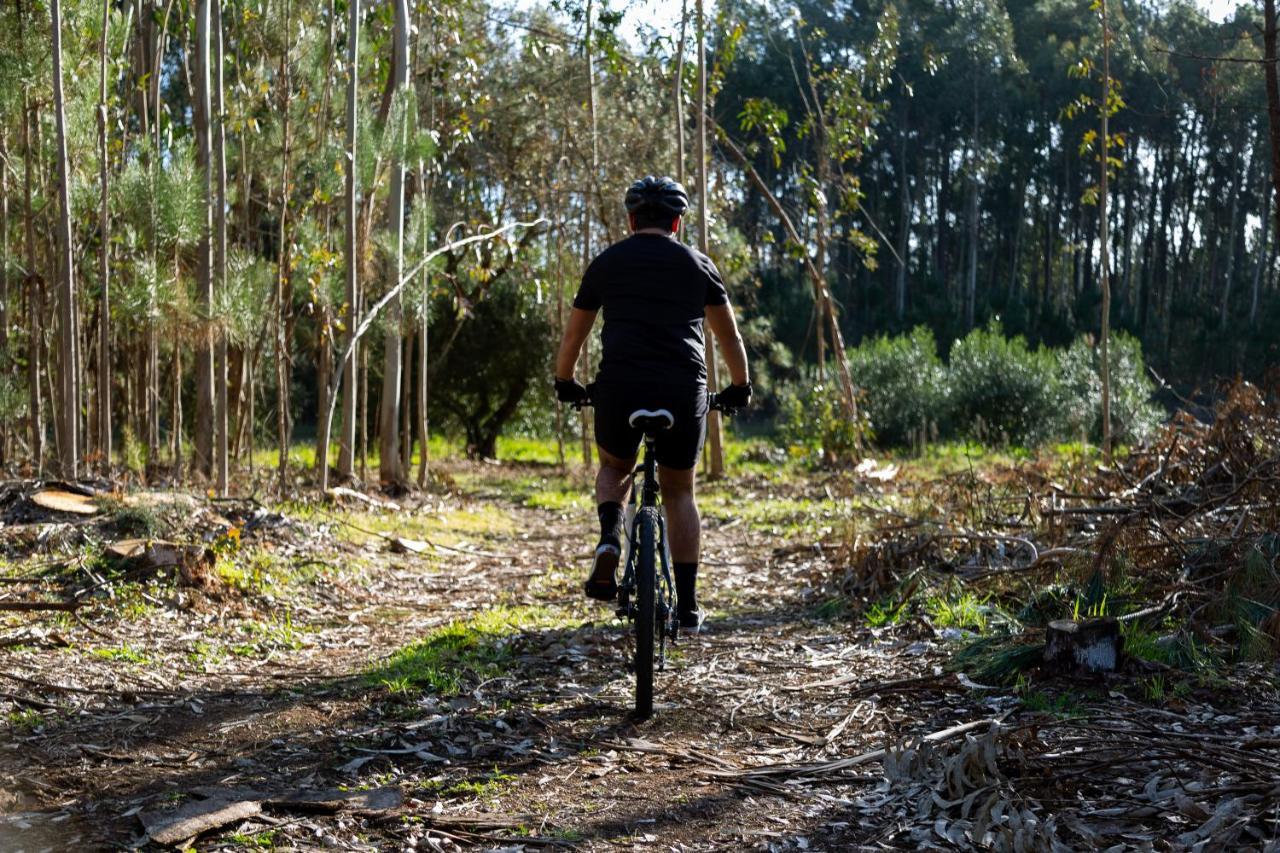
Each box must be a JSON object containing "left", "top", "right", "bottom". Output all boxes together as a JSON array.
[{"left": 837, "top": 380, "right": 1280, "bottom": 664}]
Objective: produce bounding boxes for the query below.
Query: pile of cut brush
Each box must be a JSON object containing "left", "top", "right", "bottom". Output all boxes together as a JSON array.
[
  {"left": 813, "top": 382, "right": 1280, "bottom": 848},
  {"left": 838, "top": 380, "right": 1280, "bottom": 678}
]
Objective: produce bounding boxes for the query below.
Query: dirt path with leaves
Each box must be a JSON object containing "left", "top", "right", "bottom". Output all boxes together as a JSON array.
[{"left": 2, "top": 459, "right": 1278, "bottom": 851}]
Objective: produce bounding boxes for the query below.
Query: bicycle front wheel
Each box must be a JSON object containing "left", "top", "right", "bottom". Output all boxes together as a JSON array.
[{"left": 633, "top": 506, "right": 658, "bottom": 719}]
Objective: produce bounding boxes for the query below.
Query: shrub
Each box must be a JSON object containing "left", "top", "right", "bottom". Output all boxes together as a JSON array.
[
  {"left": 848, "top": 326, "right": 950, "bottom": 447},
  {"left": 948, "top": 321, "right": 1063, "bottom": 447},
  {"left": 1056, "top": 333, "right": 1162, "bottom": 446},
  {"left": 777, "top": 377, "right": 867, "bottom": 465}
]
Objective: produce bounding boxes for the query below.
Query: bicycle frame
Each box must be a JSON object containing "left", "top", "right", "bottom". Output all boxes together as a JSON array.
[{"left": 615, "top": 431, "right": 678, "bottom": 671}]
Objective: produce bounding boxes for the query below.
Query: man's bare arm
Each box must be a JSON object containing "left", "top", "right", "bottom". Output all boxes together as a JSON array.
[
  {"left": 554, "top": 307, "right": 598, "bottom": 380},
  {"left": 705, "top": 303, "right": 750, "bottom": 386}
]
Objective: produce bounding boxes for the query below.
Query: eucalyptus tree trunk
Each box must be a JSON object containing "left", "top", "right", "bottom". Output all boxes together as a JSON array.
[
  {"left": 674, "top": 0, "right": 688, "bottom": 187},
  {"left": 213, "top": 0, "right": 229, "bottom": 493},
  {"left": 894, "top": 108, "right": 910, "bottom": 322},
  {"left": 1099, "top": 0, "right": 1113, "bottom": 460},
  {"left": 378, "top": 0, "right": 410, "bottom": 486},
  {"left": 1, "top": 130, "right": 10, "bottom": 465},
  {"left": 1252, "top": 174, "right": 1271, "bottom": 328},
  {"left": 696, "top": 0, "right": 724, "bottom": 478},
  {"left": 577, "top": 0, "right": 596, "bottom": 468},
  {"left": 194, "top": 0, "right": 215, "bottom": 478},
  {"left": 51, "top": 0, "right": 79, "bottom": 477},
  {"left": 335, "top": 0, "right": 360, "bottom": 484},
  {"left": 1265, "top": 0, "right": 1280, "bottom": 242},
  {"left": 276, "top": 0, "right": 294, "bottom": 492},
  {"left": 964, "top": 73, "right": 979, "bottom": 331},
  {"left": 21, "top": 97, "right": 42, "bottom": 472},
  {"left": 416, "top": 168, "right": 429, "bottom": 488},
  {"left": 97, "top": 0, "right": 112, "bottom": 471},
  {"left": 1218, "top": 144, "right": 1247, "bottom": 329}
]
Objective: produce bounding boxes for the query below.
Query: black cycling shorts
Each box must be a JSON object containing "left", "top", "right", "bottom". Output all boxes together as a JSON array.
[{"left": 592, "top": 381, "right": 707, "bottom": 471}]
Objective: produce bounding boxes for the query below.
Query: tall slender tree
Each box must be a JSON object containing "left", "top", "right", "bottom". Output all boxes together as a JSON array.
[
  {"left": 378, "top": 0, "right": 410, "bottom": 485},
  {"left": 96, "top": 0, "right": 112, "bottom": 470},
  {"left": 1099, "top": 0, "right": 1114, "bottom": 460},
  {"left": 697, "top": 0, "right": 725, "bottom": 477},
  {"left": 213, "top": 0, "right": 228, "bottom": 494},
  {"left": 276, "top": 0, "right": 295, "bottom": 492},
  {"left": 51, "top": 0, "right": 78, "bottom": 477},
  {"left": 194, "top": 0, "right": 214, "bottom": 477},
  {"left": 335, "top": 0, "right": 360, "bottom": 485}
]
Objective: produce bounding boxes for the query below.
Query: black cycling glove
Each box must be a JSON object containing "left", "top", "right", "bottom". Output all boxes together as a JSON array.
[
  {"left": 555, "top": 377, "right": 590, "bottom": 405},
  {"left": 716, "top": 381, "right": 753, "bottom": 410}
]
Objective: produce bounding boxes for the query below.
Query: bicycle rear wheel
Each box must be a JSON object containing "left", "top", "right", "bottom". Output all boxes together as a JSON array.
[{"left": 633, "top": 506, "right": 658, "bottom": 719}]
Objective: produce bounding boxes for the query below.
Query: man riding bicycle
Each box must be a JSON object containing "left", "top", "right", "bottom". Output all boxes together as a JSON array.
[{"left": 553, "top": 175, "right": 752, "bottom": 634}]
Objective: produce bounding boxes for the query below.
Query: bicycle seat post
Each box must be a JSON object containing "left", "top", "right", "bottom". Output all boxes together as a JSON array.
[{"left": 627, "top": 408, "right": 674, "bottom": 509}]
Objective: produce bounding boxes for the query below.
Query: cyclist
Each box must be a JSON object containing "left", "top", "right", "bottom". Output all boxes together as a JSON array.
[{"left": 553, "top": 175, "right": 752, "bottom": 634}]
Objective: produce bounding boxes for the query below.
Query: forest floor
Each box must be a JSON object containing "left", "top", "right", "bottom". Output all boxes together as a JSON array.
[{"left": 1, "top": 439, "right": 1279, "bottom": 851}]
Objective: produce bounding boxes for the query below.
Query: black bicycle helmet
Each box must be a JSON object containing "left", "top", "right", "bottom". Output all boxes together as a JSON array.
[{"left": 624, "top": 175, "right": 690, "bottom": 217}]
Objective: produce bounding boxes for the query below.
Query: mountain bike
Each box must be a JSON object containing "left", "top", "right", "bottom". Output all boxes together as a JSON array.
[{"left": 576, "top": 392, "right": 737, "bottom": 720}]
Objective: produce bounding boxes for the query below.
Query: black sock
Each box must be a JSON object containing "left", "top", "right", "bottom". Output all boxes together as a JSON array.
[
  {"left": 597, "top": 502, "right": 624, "bottom": 550},
  {"left": 674, "top": 562, "right": 698, "bottom": 614}
]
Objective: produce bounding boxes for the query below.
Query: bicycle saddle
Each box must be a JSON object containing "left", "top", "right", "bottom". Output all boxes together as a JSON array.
[{"left": 628, "top": 408, "right": 675, "bottom": 433}]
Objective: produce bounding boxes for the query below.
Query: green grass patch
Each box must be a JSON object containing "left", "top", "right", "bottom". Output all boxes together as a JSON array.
[
  {"left": 226, "top": 829, "right": 278, "bottom": 849},
  {"left": 5, "top": 709, "right": 46, "bottom": 732},
  {"left": 91, "top": 644, "right": 151, "bottom": 664},
  {"left": 419, "top": 766, "right": 516, "bottom": 801},
  {"left": 865, "top": 596, "right": 908, "bottom": 628},
  {"left": 1016, "top": 678, "right": 1086, "bottom": 718},
  {"left": 700, "top": 490, "right": 843, "bottom": 538},
  {"left": 298, "top": 502, "right": 518, "bottom": 549},
  {"left": 925, "top": 592, "right": 995, "bottom": 634},
  {"left": 368, "top": 606, "right": 562, "bottom": 696},
  {"left": 227, "top": 613, "right": 307, "bottom": 658}
]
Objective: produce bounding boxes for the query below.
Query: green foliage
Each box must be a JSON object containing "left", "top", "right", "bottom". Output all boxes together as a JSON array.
[
  {"left": 777, "top": 377, "right": 868, "bottom": 465},
  {"left": 926, "top": 592, "right": 993, "bottom": 634},
  {"left": 430, "top": 280, "right": 552, "bottom": 459},
  {"left": 368, "top": 607, "right": 536, "bottom": 696},
  {"left": 5, "top": 709, "right": 45, "bottom": 732},
  {"left": 1056, "top": 333, "right": 1161, "bottom": 445},
  {"left": 949, "top": 636, "right": 1045, "bottom": 684},
  {"left": 847, "top": 327, "right": 949, "bottom": 447},
  {"left": 948, "top": 321, "right": 1062, "bottom": 446},
  {"left": 865, "top": 597, "right": 907, "bottom": 628}
]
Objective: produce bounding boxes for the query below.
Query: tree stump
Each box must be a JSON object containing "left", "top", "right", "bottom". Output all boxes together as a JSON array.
[{"left": 1044, "top": 618, "right": 1121, "bottom": 673}]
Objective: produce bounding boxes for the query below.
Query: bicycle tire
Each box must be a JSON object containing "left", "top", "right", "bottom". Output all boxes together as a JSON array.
[{"left": 634, "top": 506, "right": 658, "bottom": 719}]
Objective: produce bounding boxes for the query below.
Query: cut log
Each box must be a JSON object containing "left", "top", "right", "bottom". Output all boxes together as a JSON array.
[
  {"left": 139, "top": 797, "right": 261, "bottom": 845},
  {"left": 1044, "top": 617, "right": 1122, "bottom": 673},
  {"left": 31, "top": 489, "right": 98, "bottom": 516}
]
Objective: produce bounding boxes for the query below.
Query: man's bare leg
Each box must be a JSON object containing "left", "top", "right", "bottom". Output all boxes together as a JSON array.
[
  {"left": 585, "top": 447, "right": 635, "bottom": 599},
  {"left": 659, "top": 464, "right": 703, "bottom": 625},
  {"left": 596, "top": 447, "right": 635, "bottom": 506},
  {"left": 658, "top": 464, "right": 699, "bottom": 562}
]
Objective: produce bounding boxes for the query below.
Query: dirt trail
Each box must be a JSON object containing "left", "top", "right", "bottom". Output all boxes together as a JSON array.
[
  {"left": 0, "top": 464, "right": 932, "bottom": 850},
  {"left": 3, "top": 461, "right": 1277, "bottom": 851}
]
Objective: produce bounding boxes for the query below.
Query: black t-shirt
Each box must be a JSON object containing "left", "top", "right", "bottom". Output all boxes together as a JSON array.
[{"left": 573, "top": 233, "right": 728, "bottom": 387}]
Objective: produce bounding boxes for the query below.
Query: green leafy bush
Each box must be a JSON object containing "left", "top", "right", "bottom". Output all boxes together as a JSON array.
[
  {"left": 777, "top": 378, "right": 867, "bottom": 465},
  {"left": 947, "top": 322, "right": 1063, "bottom": 447},
  {"left": 1056, "top": 333, "right": 1162, "bottom": 446},
  {"left": 847, "top": 327, "right": 949, "bottom": 447},
  {"left": 774, "top": 323, "right": 1162, "bottom": 453}
]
